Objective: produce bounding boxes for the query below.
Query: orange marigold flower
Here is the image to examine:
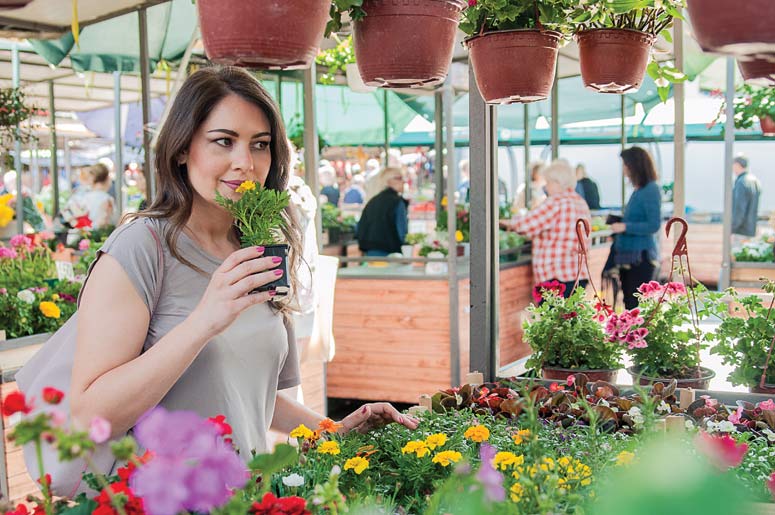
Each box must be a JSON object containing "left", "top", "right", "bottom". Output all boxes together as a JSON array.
[{"left": 318, "top": 418, "right": 343, "bottom": 434}]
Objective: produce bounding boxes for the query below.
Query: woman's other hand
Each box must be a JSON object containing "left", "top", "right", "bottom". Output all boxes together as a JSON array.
[
  {"left": 189, "top": 246, "right": 282, "bottom": 337},
  {"left": 338, "top": 402, "right": 419, "bottom": 434},
  {"left": 610, "top": 222, "right": 627, "bottom": 234}
]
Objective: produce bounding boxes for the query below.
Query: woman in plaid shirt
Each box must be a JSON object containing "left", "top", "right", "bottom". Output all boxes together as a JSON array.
[{"left": 502, "top": 159, "right": 591, "bottom": 298}]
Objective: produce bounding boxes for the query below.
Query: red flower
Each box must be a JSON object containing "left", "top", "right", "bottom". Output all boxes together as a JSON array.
[
  {"left": 2, "top": 391, "right": 33, "bottom": 416},
  {"left": 42, "top": 387, "right": 64, "bottom": 405},
  {"left": 94, "top": 480, "right": 145, "bottom": 515},
  {"left": 549, "top": 382, "right": 562, "bottom": 392},
  {"left": 567, "top": 375, "right": 576, "bottom": 386},
  {"left": 531, "top": 280, "right": 566, "bottom": 304},
  {"left": 696, "top": 432, "right": 748, "bottom": 470},
  {"left": 251, "top": 493, "right": 311, "bottom": 515},
  {"left": 207, "top": 414, "right": 233, "bottom": 437},
  {"left": 74, "top": 214, "right": 92, "bottom": 229},
  {"left": 561, "top": 311, "right": 578, "bottom": 320},
  {"left": 37, "top": 474, "right": 51, "bottom": 489},
  {"left": 767, "top": 472, "right": 775, "bottom": 500},
  {"left": 467, "top": 0, "right": 477, "bottom": 5}
]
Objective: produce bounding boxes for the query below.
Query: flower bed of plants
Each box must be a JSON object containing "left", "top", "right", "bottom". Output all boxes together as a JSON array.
[{"left": 6, "top": 373, "right": 775, "bottom": 515}]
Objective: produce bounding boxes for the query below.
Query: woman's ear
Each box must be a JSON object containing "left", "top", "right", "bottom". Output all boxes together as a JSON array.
[{"left": 178, "top": 151, "right": 188, "bottom": 165}]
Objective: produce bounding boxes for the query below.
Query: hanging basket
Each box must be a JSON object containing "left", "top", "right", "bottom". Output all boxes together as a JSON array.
[
  {"left": 465, "top": 29, "right": 561, "bottom": 104},
  {"left": 353, "top": 0, "right": 465, "bottom": 88},
  {"left": 761, "top": 116, "right": 775, "bottom": 136},
  {"left": 576, "top": 29, "right": 655, "bottom": 94},
  {"left": 0, "top": 0, "right": 32, "bottom": 8},
  {"left": 739, "top": 58, "right": 775, "bottom": 87},
  {"left": 686, "top": 0, "right": 775, "bottom": 58},
  {"left": 196, "top": 0, "right": 330, "bottom": 69}
]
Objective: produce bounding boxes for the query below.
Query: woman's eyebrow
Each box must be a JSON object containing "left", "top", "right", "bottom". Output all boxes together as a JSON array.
[{"left": 206, "top": 129, "right": 271, "bottom": 139}]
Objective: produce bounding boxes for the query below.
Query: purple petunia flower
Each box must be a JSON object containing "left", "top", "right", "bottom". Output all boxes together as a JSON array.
[{"left": 476, "top": 442, "right": 505, "bottom": 502}]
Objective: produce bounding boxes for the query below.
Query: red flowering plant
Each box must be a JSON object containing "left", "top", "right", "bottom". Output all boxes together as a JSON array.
[{"left": 524, "top": 285, "right": 623, "bottom": 373}]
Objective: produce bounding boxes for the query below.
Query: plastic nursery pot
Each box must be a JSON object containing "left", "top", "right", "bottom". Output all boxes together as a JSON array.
[
  {"left": 739, "top": 57, "right": 775, "bottom": 87},
  {"left": 626, "top": 366, "right": 716, "bottom": 391},
  {"left": 750, "top": 383, "right": 775, "bottom": 394},
  {"left": 575, "top": 29, "right": 655, "bottom": 94},
  {"left": 251, "top": 244, "right": 290, "bottom": 297},
  {"left": 542, "top": 366, "right": 618, "bottom": 383},
  {"left": 465, "top": 29, "right": 561, "bottom": 104},
  {"left": 686, "top": 0, "right": 775, "bottom": 58},
  {"left": 761, "top": 116, "right": 775, "bottom": 137},
  {"left": 353, "top": 0, "right": 465, "bottom": 88},
  {"left": 196, "top": 0, "right": 330, "bottom": 69}
]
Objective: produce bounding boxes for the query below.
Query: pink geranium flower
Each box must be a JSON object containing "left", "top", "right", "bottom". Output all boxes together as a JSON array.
[
  {"left": 696, "top": 432, "right": 748, "bottom": 470},
  {"left": 767, "top": 473, "right": 775, "bottom": 500},
  {"left": 0, "top": 247, "right": 17, "bottom": 259},
  {"left": 758, "top": 399, "right": 775, "bottom": 411},
  {"left": 637, "top": 281, "right": 663, "bottom": 299},
  {"left": 9, "top": 234, "right": 28, "bottom": 249},
  {"left": 38, "top": 231, "right": 55, "bottom": 241},
  {"left": 728, "top": 406, "right": 743, "bottom": 425},
  {"left": 78, "top": 238, "right": 91, "bottom": 251}
]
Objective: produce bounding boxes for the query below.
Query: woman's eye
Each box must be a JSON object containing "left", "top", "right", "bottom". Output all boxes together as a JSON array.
[
  {"left": 214, "top": 138, "right": 232, "bottom": 147},
  {"left": 253, "top": 141, "right": 270, "bottom": 151}
]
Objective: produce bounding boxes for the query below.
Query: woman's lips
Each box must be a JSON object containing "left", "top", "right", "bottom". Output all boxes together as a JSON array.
[{"left": 222, "top": 180, "right": 243, "bottom": 191}]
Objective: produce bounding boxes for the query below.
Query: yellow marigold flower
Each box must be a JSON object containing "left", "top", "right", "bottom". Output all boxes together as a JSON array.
[
  {"left": 424, "top": 433, "right": 447, "bottom": 450},
  {"left": 402, "top": 440, "right": 430, "bottom": 458},
  {"left": 51, "top": 294, "right": 60, "bottom": 301},
  {"left": 343, "top": 456, "right": 369, "bottom": 474},
  {"left": 493, "top": 452, "right": 524, "bottom": 471},
  {"left": 558, "top": 456, "right": 571, "bottom": 468},
  {"left": 39, "top": 301, "right": 60, "bottom": 319},
  {"left": 615, "top": 450, "right": 635, "bottom": 467},
  {"left": 510, "top": 482, "right": 524, "bottom": 503},
  {"left": 455, "top": 230, "right": 464, "bottom": 243},
  {"left": 0, "top": 193, "right": 13, "bottom": 205},
  {"left": 235, "top": 180, "right": 256, "bottom": 194},
  {"left": 318, "top": 441, "right": 341, "bottom": 455},
  {"left": 581, "top": 478, "right": 592, "bottom": 486},
  {"left": 512, "top": 429, "right": 532, "bottom": 445},
  {"left": 318, "top": 418, "right": 343, "bottom": 434},
  {"left": 289, "top": 424, "right": 314, "bottom": 440},
  {"left": 441, "top": 195, "right": 448, "bottom": 207},
  {"left": 432, "top": 450, "right": 462, "bottom": 467},
  {"left": 0, "top": 205, "right": 13, "bottom": 228},
  {"left": 463, "top": 425, "right": 490, "bottom": 443}
]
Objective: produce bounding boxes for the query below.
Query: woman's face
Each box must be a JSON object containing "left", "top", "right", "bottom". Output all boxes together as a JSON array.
[
  {"left": 622, "top": 161, "right": 631, "bottom": 183},
  {"left": 182, "top": 93, "right": 273, "bottom": 206}
]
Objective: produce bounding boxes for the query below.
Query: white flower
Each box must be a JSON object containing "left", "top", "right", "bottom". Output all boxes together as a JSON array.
[
  {"left": 762, "top": 428, "right": 775, "bottom": 442},
  {"left": 657, "top": 401, "right": 670, "bottom": 414},
  {"left": 282, "top": 473, "right": 304, "bottom": 487},
  {"left": 16, "top": 289, "right": 34, "bottom": 304},
  {"left": 685, "top": 420, "right": 694, "bottom": 430},
  {"left": 330, "top": 465, "right": 342, "bottom": 477}
]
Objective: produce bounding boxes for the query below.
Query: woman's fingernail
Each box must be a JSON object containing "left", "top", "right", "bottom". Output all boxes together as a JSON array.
[
  {"left": 271, "top": 256, "right": 282, "bottom": 264},
  {"left": 399, "top": 416, "right": 404, "bottom": 423},
  {"left": 256, "top": 246, "right": 265, "bottom": 253},
  {"left": 274, "top": 269, "right": 283, "bottom": 276},
  {"left": 362, "top": 406, "right": 368, "bottom": 414},
  {"left": 268, "top": 290, "right": 277, "bottom": 297}
]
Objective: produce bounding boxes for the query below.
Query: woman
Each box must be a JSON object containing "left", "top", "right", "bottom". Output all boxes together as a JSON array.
[
  {"left": 609, "top": 146, "right": 662, "bottom": 310},
  {"left": 355, "top": 167, "right": 408, "bottom": 257},
  {"left": 513, "top": 161, "right": 548, "bottom": 212},
  {"left": 502, "top": 159, "right": 591, "bottom": 297},
  {"left": 80, "top": 163, "right": 115, "bottom": 229},
  {"left": 70, "top": 67, "right": 417, "bottom": 459}
]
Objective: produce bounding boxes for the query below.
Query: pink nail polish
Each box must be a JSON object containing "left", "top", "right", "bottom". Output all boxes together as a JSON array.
[
  {"left": 268, "top": 290, "right": 277, "bottom": 297},
  {"left": 399, "top": 416, "right": 404, "bottom": 423},
  {"left": 362, "top": 406, "right": 368, "bottom": 414},
  {"left": 274, "top": 269, "right": 283, "bottom": 276},
  {"left": 256, "top": 246, "right": 265, "bottom": 253},
  {"left": 271, "top": 256, "right": 282, "bottom": 264}
]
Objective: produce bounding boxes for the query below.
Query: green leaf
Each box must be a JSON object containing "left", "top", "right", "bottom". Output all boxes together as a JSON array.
[
  {"left": 660, "top": 28, "right": 673, "bottom": 43},
  {"left": 646, "top": 60, "right": 660, "bottom": 80},
  {"left": 248, "top": 443, "right": 298, "bottom": 474}
]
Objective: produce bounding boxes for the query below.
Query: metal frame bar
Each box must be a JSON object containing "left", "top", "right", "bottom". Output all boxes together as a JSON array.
[
  {"left": 524, "top": 103, "right": 531, "bottom": 208},
  {"left": 621, "top": 95, "right": 627, "bottom": 208},
  {"left": 443, "top": 83, "right": 460, "bottom": 388},
  {"left": 551, "top": 68, "right": 559, "bottom": 160},
  {"left": 114, "top": 71, "right": 123, "bottom": 217},
  {"left": 302, "top": 63, "right": 322, "bottom": 252},
  {"left": 138, "top": 7, "right": 154, "bottom": 200},
  {"left": 49, "top": 80, "right": 58, "bottom": 217},
  {"left": 434, "top": 91, "right": 444, "bottom": 214},
  {"left": 672, "top": 15, "right": 686, "bottom": 219},
  {"left": 720, "top": 57, "right": 735, "bottom": 289},
  {"left": 469, "top": 71, "right": 498, "bottom": 382},
  {"left": 13, "top": 42, "right": 23, "bottom": 235},
  {"left": 383, "top": 89, "right": 390, "bottom": 167}
]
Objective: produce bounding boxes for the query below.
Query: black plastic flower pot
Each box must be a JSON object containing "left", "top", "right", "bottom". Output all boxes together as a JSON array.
[{"left": 251, "top": 243, "right": 289, "bottom": 297}]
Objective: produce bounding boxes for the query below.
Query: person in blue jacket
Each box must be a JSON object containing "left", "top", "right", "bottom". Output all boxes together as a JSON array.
[{"left": 609, "top": 146, "right": 662, "bottom": 310}]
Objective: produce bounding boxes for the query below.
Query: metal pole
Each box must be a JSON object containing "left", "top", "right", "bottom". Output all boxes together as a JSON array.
[
  {"left": 720, "top": 57, "right": 735, "bottom": 289},
  {"left": 469, "top": 70, "right": 498, "bottom": 382},
  {"left": 138, "top": 7, "right": 154, "bottom": 200},
  {"left": 277, "top": 74, "right": 283, "bottom": 112},
  {"left": 673, "top": 14, "right": 686, "bottom": 219},
  {"left": 551, "top": 68, "right": 559, "bottom": 160},
  {"left": 12, "top": 43, "right": 23, "bottom": 235},
  {"left": 303, "top": 63, "right": 322, "bottom": 252},
  {"left": 524, "top": 103, "right": 531, "bottom": 209},
  {"left": 31, "top": 138, "right": 39, "bottom": 194},
  {"left": 621, "top": 95, "right": 627, "bottom": 208},
  {"left": 49, "top": 80, "right": 59, "bottom": 217},
  {"left": 383, "top": 89, "right": 390, "bottom": 167},
  {"left": 434, "top": 90, "right": 444, "bottom": 215},
  {"left": 443, "top": 82, "right": 460, "bottom": 388},
  {"left": 64, "top": 137, "right": 71, "bottom": 192},
  {"left": 114, "top": 71, "right": 123, "bottom": 218}
]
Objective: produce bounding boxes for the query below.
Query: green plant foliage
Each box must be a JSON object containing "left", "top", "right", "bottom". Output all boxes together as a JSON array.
[
  {"left": 733, "top": 85, "right": 775, "bottom": 131},
  {"left": 326, "top": 0, "right": 367, "bottom": 37},
  {"left": 315, "top": 35, "right": 355, "bottom": 85},
  {"left": 215, "top": 182, "right": 290, "bottom": 247},
  {"left": 0, "top": 87, "right": 43, "bottom": 149},
  {"left": 459, "top": 0, "right": 576, "bottom": 36}
]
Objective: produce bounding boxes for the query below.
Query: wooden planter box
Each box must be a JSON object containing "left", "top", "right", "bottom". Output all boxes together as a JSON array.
[{"left": 731, "top": 262, "right": 775, "bottom": 286}]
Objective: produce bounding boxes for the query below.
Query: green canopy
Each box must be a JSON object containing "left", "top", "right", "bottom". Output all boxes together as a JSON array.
[{"left": 28, "top": 0, "right": 196, "bottom": 73}]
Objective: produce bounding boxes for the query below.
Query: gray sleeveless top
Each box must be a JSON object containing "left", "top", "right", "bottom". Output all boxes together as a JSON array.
[{"left": 92, "top": 217, "right": 300, "bottom": 456}]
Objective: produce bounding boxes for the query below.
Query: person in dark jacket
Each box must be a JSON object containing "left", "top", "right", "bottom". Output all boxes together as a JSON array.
[
  {"left": 574, "top": 164, "right": 601, "bottom": 210},
  {"left": 731, "top": 154, "right": 761, "bottom": 248},
  {"left": 609, "top": 147, "right": 662, "bottom": 310},
  {"left": 355, "top": 167, "right": 408, "bottom": 257}
]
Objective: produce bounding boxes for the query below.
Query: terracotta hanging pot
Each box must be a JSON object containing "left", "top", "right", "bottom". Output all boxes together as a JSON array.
[
  {"left": 576, "top": 29, "right": 655, "bottom": 94},
  {"left": 0, "top": 0, "right": 32, "bottom": 8},
  {"left": 739, "top": 57, "right": 775, "bottom": 87},
  {"left": 542, "top": 366, "right": 618, "bottom": 384},
  {"left": 466, "top": 29, "right": 561, "bottom": 104},
  {"left": 353, "top": 0, "right": 465, "bottom": 88},
  {"left": 686, "top": 0, "right": 775, "bottom": 58},
  {"left": 760, "top": 116, "right": 775, "bottom": 137},
  {"left": 750, "top": 383, "right": 775, "bottom": 394},
  {"left": 197, "top": 0, "right": 330, "bottom": 69}
]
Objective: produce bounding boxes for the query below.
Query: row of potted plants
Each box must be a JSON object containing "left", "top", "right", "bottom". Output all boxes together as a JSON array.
[
  {"left": 524, "top": 279, "right": 775, "bottom": 394},
  {"left": 6, "top": 377, "right": 775, "bottom": 515},
  {"left": 195, "top": 0, "right": 687, "bottom": 102}
]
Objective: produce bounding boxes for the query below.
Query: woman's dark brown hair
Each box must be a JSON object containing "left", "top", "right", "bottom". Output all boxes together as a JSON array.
[
  {"left": 620, "top": 146, "right": 658, "bottom": 189},
  {"left": 127, "top": 66, "right": 301, "bottom": 308}
]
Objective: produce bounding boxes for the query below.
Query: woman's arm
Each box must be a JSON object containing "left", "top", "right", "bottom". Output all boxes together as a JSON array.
[{"left": 506, "top": 199, "right": 557, "bottom": 238}]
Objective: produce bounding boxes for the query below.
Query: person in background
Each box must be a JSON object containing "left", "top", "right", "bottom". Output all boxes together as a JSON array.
[
  {"left": 502, "top": 159, "right": 591, "bottom": 297},
  {"left": 609, "top": 146, "right": 662, "bottom": 310},
  {"left": 80, "top": 163, "right": 115, "bottom": 229},
  {"left": 319, "top": 165, "right": 339, "bottom": 206},
  {"left": 342, "top": 174, "right": 366, "bottom": 206},
  {"left": 514, "top": 161, "right": 547, "bottom": 211},
  {"left": 731, "top": 153, "right": 761, "bottom": 248},
  {"left": 457, "top": 159, "right": 471, "bottom": 201},
  {"left": 355, "top": 167, "right": 408, "bottom": 257},
  {"left": 363, "top": 158, "right": 383, "bottom": 202},
  {"left": 575, "top": 164, "right": 601, "bottom": 210}
]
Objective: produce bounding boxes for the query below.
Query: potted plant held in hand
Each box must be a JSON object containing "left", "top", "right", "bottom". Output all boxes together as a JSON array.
[
  {"left": 216, "top": 180, "right": 291, "bottom": 296},
  {"left": 524, "top": 283, "right": 623, "bottom": 382},
  {"left": 610, "top": 281, "right": 715, "bottom": 389}
]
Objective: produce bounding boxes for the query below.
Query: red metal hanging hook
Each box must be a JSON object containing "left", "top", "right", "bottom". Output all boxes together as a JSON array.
[
  {"left": 665, "top": 217, "right": 689, "bottom": 263},
  {"left": 576, "top": 218, "right": 590, "bottom": 256}
]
